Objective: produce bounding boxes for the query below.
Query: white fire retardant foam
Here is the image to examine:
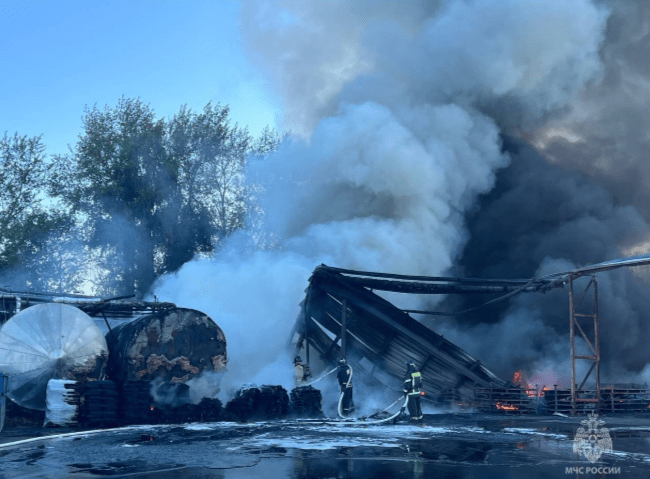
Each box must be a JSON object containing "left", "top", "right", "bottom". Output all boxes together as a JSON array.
[{"left": 44, "top": 379, "right": 78, "bottom": 427}]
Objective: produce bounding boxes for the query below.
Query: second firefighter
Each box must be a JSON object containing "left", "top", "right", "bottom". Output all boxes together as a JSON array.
[
  {"left": 337, "top": 358, "right": 354, "bottom": 416},
  {"left": 403, "top": 361, "right": 423, "bottom": 422}
]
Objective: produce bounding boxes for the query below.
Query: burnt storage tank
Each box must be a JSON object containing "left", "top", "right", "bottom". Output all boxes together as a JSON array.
[
  {"left": 107, "top": 308, "right": 227, "bottom": 384},
  {"left": 0, "top": 303, "right": 108, "bottom": 411}
]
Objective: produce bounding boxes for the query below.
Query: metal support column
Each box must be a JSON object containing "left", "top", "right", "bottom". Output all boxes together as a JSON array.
[
  {"left": 0, "top": 373, "right": 6, "bottom": 433},
  {"left": 341, "top": 299, "right": 347, "bottom": 360},
  {"left": 304, "top": 307, "right": 310, "bottom": 365},
  {"left": 569, "top": 275, "right": 601, "bottom": 415}
]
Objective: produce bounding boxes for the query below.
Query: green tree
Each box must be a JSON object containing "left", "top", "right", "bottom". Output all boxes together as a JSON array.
[
  {"left": 54, "top": 98, "right": 281, "bottom": 297},
  {"left": 54, "top": 97, "right": 171, "bottom": 295},
  {"left": 0, "top": 132, "right": 62, "bottom": 274},
  {"left": 165, "top": 103, "right": 251, "bottom": 264}
]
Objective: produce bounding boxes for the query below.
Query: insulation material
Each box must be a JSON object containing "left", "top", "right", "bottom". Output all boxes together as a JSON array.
[
  {"left": 0, "top": 303, "right": 108, "bottom": 411},
  {"left": 107, "top": 308, "right": 227, "bottom": 384},
  {"left": 44, "top": 379, "right": 79, "bottom": 427}
]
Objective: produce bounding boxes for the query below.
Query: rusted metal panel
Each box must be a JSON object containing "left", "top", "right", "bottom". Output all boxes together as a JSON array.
[{"left": 107, "top": 308, "right": 227, "bottom": 384}]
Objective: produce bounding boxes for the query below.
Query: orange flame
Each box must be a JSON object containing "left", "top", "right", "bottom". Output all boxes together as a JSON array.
[
  {"left": 514, "top": 370, "right": 554, "bottom": 396},
  {"left": 496, "top": 402, "right": 518, "bottom": 411}
]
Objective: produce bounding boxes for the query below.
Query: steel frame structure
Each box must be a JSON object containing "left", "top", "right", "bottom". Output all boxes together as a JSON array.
[{"left": 568, "top": 275, "right": 600, "bottom": 415}]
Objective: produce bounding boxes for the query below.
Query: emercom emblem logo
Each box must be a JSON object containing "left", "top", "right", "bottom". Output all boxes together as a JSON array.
[{"left": 573, "top": 412, "right": 613, "bottom": 463}]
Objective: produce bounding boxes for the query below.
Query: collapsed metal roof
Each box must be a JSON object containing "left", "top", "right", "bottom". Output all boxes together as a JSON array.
[
  {"left": 294, "top": 255, "right": 650, "bottom": 404},
  {"left": 295, "top": 265, "right": 511, "bottom": 403}
]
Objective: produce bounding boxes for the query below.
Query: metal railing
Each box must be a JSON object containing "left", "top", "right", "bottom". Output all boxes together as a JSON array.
[{"left": 476, "top": 386, "right": 650, "bottom": 415}]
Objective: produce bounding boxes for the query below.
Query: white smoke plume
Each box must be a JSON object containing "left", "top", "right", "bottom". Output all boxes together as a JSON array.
[{"left": 154, "top": 0, "right": 617, "bottom": 403}]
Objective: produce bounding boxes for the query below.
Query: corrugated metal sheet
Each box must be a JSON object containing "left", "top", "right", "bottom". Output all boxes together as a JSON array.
[{"left": 296, "top": 266, "right": 509, "bottom": 404}]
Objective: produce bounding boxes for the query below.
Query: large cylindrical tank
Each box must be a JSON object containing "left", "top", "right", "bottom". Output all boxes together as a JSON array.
[
  {"left": 107, "top": 308, "right": 227, "bottom": 384},
  {"left": 0, "top": 303, "right": 108, "bottom": 410}
]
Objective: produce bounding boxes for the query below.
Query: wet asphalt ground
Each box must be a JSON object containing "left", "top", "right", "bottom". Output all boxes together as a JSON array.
[{"left": 1, "top": 413, "right": 650, "bottom": 478}]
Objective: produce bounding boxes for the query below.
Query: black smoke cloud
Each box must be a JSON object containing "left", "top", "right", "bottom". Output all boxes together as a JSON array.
[
  {"left": 436, "top": 139, "right": 650, "bottom": 382},
  {"left": 433, "top": 0, "right": 650, "bottom": 384},
  {"left": 534, "top": 1, "right": 650, "bottom": 218}
]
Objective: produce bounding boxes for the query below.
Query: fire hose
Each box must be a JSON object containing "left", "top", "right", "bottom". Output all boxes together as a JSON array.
[
  {"left": 364, "top": 395, "right": 404, "bottom": 419},
  {"left": 304, "top": 364, "right": 421, "bottom": 425},
  {"left": 307, "top": 394, "right": 410, "bottom": 426},
  {"left": 305, "top": 367, "right": 337, "bottom": 386},
  {"left": 361, "top": 394, "right": 410, "bottom": 424}
]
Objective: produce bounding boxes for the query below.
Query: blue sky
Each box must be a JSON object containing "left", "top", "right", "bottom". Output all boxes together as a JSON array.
[{"left": 0, "top": 0, "right": 279, "bottom": 156}]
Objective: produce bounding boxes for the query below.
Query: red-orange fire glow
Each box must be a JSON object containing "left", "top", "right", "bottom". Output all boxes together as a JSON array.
[
  {"left": 496, "top": 402, "right": 518, "bottom": 411},
  {"left": 514, "top": 370, "right": 555, "bottom": 396}
]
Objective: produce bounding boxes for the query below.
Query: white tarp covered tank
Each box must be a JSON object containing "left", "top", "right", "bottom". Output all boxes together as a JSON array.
[{"left": 0, "top": 303, "right": 108, "bottom": 410}]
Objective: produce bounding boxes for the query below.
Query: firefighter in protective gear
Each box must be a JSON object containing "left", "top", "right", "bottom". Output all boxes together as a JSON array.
[
  {"left": 337, "top": 358, "right": 354, "bottom": 416},
  {"left": 294, "top": 356, "right": 305, "bottom": 385},
  {"left": 403, "top": 361, "right": 423, "bottom": 421}
]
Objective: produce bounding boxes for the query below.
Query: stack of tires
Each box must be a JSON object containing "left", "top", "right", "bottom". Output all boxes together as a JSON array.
[
  {"left": 196, "top": 397, "right": 222, "bottom": 422},
  {"left": 79, "top": 380, "right": 119, "bottom": 428},
  {"left": 168, "top": 401, "right": 201, "bottom": 423},
  {"left": 120, "top": 381, "right": 152, "bottom": 425},
  {"left": 225, "top": 386, "right": 262, "bottom": 422},
  {"left": 259, "top": 385, "right": 289, "bottom": 419},
  {"left": 290, "top": 386, "right": 323, "bottom": 417}
]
